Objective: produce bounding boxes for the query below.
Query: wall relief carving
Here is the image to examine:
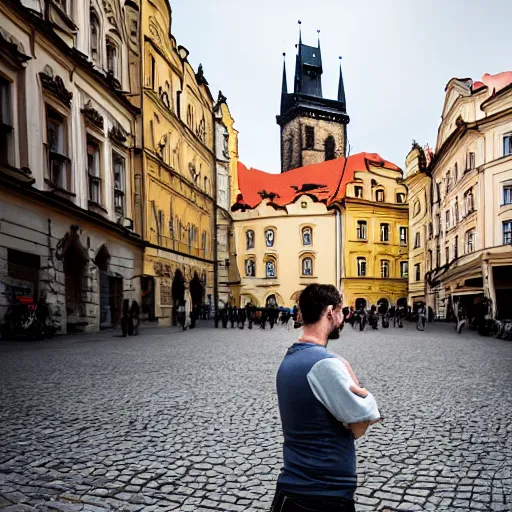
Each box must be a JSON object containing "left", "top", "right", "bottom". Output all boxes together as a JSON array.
[
  {"left": 81, "top": 100, "right": 104, "bottom": 130},
  {"left": 40, "top": 66, "right": 73, "bottom": 107}
]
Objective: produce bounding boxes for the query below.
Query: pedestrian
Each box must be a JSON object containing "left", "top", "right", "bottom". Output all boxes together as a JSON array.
[
  {"left": 130, "top": 300, "right": 140, "bottom": 336},
  {"left": 272, "top": 284, "right": 381, "bottom": 512},
  {"left": 121, "top": 299, "right": 133, "bottom": 337},
  {"left": 416, "top": 303, "right": 426, "bottom": 331}
]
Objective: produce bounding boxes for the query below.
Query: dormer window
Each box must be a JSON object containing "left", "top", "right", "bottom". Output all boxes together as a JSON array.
[
  {"left": 396, "top": 192, "right": 405, "bottom": 204},
  {"left": 354, "top": 186, "right": 363, "bottom": 198},
  {"left": 376, "top": 189, "right": 385, "bottom": 202}
]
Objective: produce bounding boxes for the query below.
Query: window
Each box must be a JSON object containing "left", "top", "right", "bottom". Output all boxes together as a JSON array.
[
  {"left": 265, "top": 259, "right": 276, "bottom": 278},
  {"left": 0, "top": 78, "right": 13, "bottom": 165},
  {"left": 454, "top": 200, "right": 459, "bottom": 223},
  {"left": 151, "top": 55, "right": 156, "bottom": 90},
  {"left": 380, "top": 260, "right": 389, "bottom": 278},
  {"left": 454, "top": 235, "right": 458, "bottom": 259},
  {"left": 302, "top": 257, "right": 313, "bottom": 276},
  {"left": 113, "top": 152, "right": 125, "bottom": 215},
  {"left": 503, "top": 221, "right": 512, "bottom": 245},
  {"left": 354, "top": 186, "right": 363, "bottom": 198},
  {"left": 400, "top": 261, "right": 408, "bottom": 278},
  {"left": 436, "top": 246, "right": 441, "bottom": 268},
  {"left": 465, "top": 230, "right": 475, "bottom": 254},
  {"left": 357, "top": 257, "right": 366, "bottom": 277},
  {"left": 87, "top": 137, "right": 101, "bottom": 204},
  {"left": 90, "top": 11, "right": 100, "bottom": 63},
  {"left": 413, "top": 200, "right": 420, "bottom": 217},
  {"left": 445, "top": 171, "right": 451, "bottom": 193},
  {"left": 265, "top": 229, "right": 275, "bottom": 247},
  {"left": 445, "top": 209, "right": 450, "bottom": 230},
  {"left": 46, "top": 106, "right": 70, "bottom": 190},
  {"left": 158, "top": 211, "right": 164, "bottom": 245},
  {"left": 305, "top": 126, "right": 314, "bottom": 149},
  {"left": 435, "top": 213, "right": 441, "bottom": 236},
  {"left": 504, "top": 135, "right": 512, "bottom": 157},
  {"left": 467, "top": 152, "right": 475, "bottom": 170},
  {"left": 324, "top": 135, "right": 336, "bottom": 161},
  {"left": 246, "top": 230, "right": 254, "bottom": 250},
  {"left": 464, "top": 189, "right": 474, "bottom": 215},
  {"left": 415, "top": 264, "right": 421, "bottom": 282},
  {"left": 436, "top": 182, "right": 441, "bottom": 203},
  {"left": 204, "top": 176, "right": 209, "bottom": 194},
  {"left": 428, "top": 222, "right": 433, "bottom": 240},
  {"left": 356, "top": 221, "right": 367, "bottom": 240},
  {"left": 106, "top": 39, "right": 119, "bottom": 79},
  {"left": 428, "top": 250, "right": 433, "bottom": 270},
  {"left": 302, "top": 227, "right": 312, "bottom": 246},
  {"left": 245, "top": 259, "right": 255, "bottom": 277},
  {"left": 396, "top": 192, "right": 405, "bottom": 204},
  {"left": 414, "top": 231, "right": 420, "bottom": 249},
  {"left": 503, "top": 185, "right": 512, "bottom": 205},
  {"left": 454, "top": 162, "right": 458, "bottom": 183},
  {"left": 202, "top": 231, "right": 207, "bottom": 252},
  {"left": 380, "top": 223, "right": 389, "bottom": 242},
  {"left": 445, "top": 246, "right": 450, "bottom": 264},
  {"left": 376, "top": 189, "right": 385, "bottom": 202},
  {"left": 400, "top": 227, "right": 408, "bottom": 246},
  {"left": 187, "top": 104, "right": 194, "bottom": 128}
]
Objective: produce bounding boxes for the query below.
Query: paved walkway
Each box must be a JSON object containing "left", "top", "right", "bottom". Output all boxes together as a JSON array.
[{"left": 0, "top": 322, "right": 511, "bottom": 511}]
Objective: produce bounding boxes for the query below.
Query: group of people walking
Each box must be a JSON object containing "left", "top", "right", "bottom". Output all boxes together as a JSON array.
[
  {"left": 216, "top": 304, "right": 299, "bottom": 330},
  {"left": 342, "top": 302, "right": 427, "bottom": 331}
]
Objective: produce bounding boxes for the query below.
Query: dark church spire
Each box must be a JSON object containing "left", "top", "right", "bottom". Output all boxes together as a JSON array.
[
  {"left": 293, "top": 22, "right": 323, "bottom": 97},
  {"left": 281, "top": 53, "right": 288, "bottom": 94},
  {"left": 337, "top": 56, "right": 346, "bottom": 107}
]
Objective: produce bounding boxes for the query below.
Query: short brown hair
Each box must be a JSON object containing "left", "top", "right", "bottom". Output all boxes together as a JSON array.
[{"left": 298, "top": 284, "right": 341, "bottom": 325}]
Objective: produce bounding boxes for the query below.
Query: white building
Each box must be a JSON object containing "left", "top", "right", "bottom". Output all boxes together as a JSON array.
[
  {"left": 427, "top": 72, "right": 512, "bottom": 320},
  {"left": 0, "top": 0, "right": 142, "bottom": 333}
]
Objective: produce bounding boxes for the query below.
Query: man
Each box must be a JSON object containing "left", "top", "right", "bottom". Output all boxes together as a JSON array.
[{"left": 272, "top": 284, "right": 381, "bottom": 512}]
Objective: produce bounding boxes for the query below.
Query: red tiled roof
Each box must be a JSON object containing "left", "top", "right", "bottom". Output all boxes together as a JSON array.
[
  {"left": 235, "top": 152, "right": 401, "bottom": 209},
  {"left": 470, "top": 72, "right": 512, "bottom": 93}
]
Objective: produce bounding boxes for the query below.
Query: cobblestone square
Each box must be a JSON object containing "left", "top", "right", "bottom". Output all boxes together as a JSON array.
[{"left": 0, "top": 323, "right": 511, "bottom": 511}]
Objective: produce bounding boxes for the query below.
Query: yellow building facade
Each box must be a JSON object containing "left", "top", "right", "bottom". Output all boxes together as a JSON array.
[
  {"left": 139, "top": 0, "right": 215, "bottom": 323},
  {"left": 340, "top": 162, "right": 409, "bottom": 310}
]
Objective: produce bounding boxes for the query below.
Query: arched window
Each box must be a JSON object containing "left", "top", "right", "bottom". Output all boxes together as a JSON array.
[
  {"left": 106, "top": 39, "right": 119, "bottom": 79},
  {"left": 245, "top": 230, "right": 254, "bottom": 250},
  {"left": 265, "top": 228, "right": 275, "bottom": 247},
  {"left": 302, "top": 227, "right": 312, "bottom": 246},
  {"left": 357, "top": 257, "right": 366, "bottom": 276},
  {"left": 325, "top": 135, "right": 336, "bottom": 161},
  {"left": 380, "top": 260, "right": 390, "bottom": 278},
  {"left": 245, "top": 259, "right": 255, "bottom": 277},
  {"left": 413, "top": 200, "right": 421, "bottom": 217},
  {"left": 302, "top": 257, "right": 313, "bottom": 276},
  {"left": 454, "top": 162, "right": 458, "bottom": 183},
  {"left": 90, "top": 11, "right": 100, "bottom": 64},
  {"left": 265, "top": 259, "right": 276, "bottom": 278}
]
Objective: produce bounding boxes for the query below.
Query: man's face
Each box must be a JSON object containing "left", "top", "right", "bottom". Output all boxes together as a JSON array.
[{"left": 327, "top": 304, "right": 344, "bottom": 341}]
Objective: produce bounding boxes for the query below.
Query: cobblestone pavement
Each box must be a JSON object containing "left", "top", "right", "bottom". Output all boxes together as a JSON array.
[{"left": 0, "top": 322, "right": 511, "bottom": 511}]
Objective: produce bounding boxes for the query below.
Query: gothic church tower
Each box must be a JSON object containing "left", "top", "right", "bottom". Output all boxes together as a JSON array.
[{"left": 277, "top": 25, "right": 350, "bottom": 172}]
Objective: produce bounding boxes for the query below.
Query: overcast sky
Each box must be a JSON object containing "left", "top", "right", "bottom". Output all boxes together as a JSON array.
[{"left": 172, "top": 0, "right": 512, "bottom": 173}]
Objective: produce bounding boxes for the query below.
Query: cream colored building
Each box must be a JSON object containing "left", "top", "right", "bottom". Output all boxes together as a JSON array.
[
  {"left": 0, "top": 0, "right": 142, "bottom": 333},
  {"left": 426, "top": 72, "right": 512, "bottom": 320},
  {"left": 214, "top": 94, "right": 240, "bottom": 308},
  {"left": 232, "top": 153, "right": 406, "bottom": 309},
  {"left": 404, "top": 143, "right": 432, "bottom": 309}
]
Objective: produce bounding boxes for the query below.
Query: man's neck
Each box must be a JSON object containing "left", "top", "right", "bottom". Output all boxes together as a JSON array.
[{"left": 299, "top": 326, "right": 327, "bottom": 347}]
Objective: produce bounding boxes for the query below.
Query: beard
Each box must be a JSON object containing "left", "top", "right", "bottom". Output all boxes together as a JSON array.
[{"left": 327, "top": 324, "right": 341, "bottom": 341}]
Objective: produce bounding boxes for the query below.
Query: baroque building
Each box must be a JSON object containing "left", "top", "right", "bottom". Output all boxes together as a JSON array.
[
  {"left": 424, "top": 72, "right": 512, "bottom": 320},
  {"left": 0, "top": 0, "right": 142, "bottom": 333},
  {"left": 404, "top": 142, "right": 433, "bottom": 309},
  {"left": 138, "top": 0, "right": 216, "bottom": 324},
  {"left": 232, "top": 153, "right": 407, "bottom": 309},
  {"left": 277, "top": 28, "right": 349, "bottom": 172},
  {"left": 338, "top": 155, "right": 409, "bottom": 310},
  {"left": 214, "top": 92, "right": 241, "bottom": 308}
]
